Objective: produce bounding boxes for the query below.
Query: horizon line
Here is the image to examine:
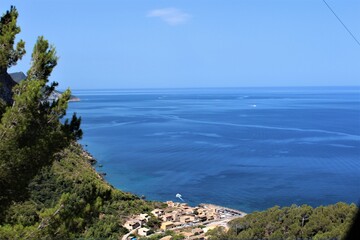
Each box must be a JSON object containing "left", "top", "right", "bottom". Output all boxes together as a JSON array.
[{"left": 59, "top": 85, "right": 360, "bottom": 91}]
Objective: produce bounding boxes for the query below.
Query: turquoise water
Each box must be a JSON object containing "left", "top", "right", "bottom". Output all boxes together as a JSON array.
[{"left": 67, "top": 87, "right": 360, "bottom": 212}]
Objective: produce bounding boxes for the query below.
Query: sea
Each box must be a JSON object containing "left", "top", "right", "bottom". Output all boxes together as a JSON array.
[{"left": 67, "top": 87, "right": 360, "bottom": 213}]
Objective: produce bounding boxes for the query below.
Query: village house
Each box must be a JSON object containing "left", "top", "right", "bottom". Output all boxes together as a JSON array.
[
  {"left": 173, "top": 202, "right": 182, "bottom": 207},
  {"left": 166, "top": 201, "right": 176, "bottom": 207},
  {"left": 171, "top": 211, "right": 181, "bottom": 222},
  {"left": 197, "top": 215, "right": 207, "bottom": 222},
  {"left": 137, "top": 227, "right": 151, "bottom": 237},
  {"left": 123, "top": 220, "right": 140, "bottom": 231},
  {"left": 208, "top": 207, "right": 217, "bottom": 214},
  {"left": 173, "top": 221, "right": 183, "bottom": 227},
  {"left": 181, "top": 232, "right": 194, "bottom": 238},
  {"left": 160, "top": 221, "right": 175, "bottom": 230},
  {"left": 123, "top": 202, "right": 243, "bottom": 239},
  {"left": 151, "top": 208, "right": 165, "bottom": 218},
  {"left": 162, "top": 213, "right": 174, "bottom": 222},
  {"left": 205, "top": 214, "right": 214, "bottom": 221},
  {"left": 184, "top": 207, "right": 194, "bottom": 215},
  {"left": 136, "top": 213, "right": 150, "bottom": 225},
  {"left": 200, "top": 207, "right": 213, "bottom": 214},
  {"left": 197, "top": 208, "right": 206, "bottom": 215},
  {"left": 192, "top": 228, "right": 204, "bottom": 235},
  {"left": 179, "top": 215, "right": 195, "bottom": 223}
]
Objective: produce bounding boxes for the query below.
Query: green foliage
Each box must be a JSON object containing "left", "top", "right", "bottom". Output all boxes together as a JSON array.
[
  {"left": 83, "top": 215, "right": 128, "bottom": 240},
  {"left": 27, "top": 36, "right": 57, "bottom": 81},
  {"left": 140, "top": 230, "right": 185, "bottom": 240},
  {"left": 145, "top": 215, "right": 162, "bottom": 229},
  {"left": 0, "top": 41, "right": 81, "bottom": 216},
  {"left": 0, "top": 143, "right": 158, "bottom": 239},
  {"left": 0, "top": 6, "right": 81, "bottom": 213},
  {"left": 4, "top": 201, "right": 39, "bottom": 227},
  {"left": 0, "top": 6, "right": 25, "bottom": 72},
  {"left": 0, "top": 10, "right": 82, "bottom": 217},
  {"left": 205, "top": 226, "right": 228, "bottom": 239},
  {"left": 0, "top": 97, "right": 5, "bottom": 115},
  {"left": 0, "top": 224, "right": 36, "bottom": 240},
  {"left": 207, "top": 203, "right": 358, "bottom": 240}
]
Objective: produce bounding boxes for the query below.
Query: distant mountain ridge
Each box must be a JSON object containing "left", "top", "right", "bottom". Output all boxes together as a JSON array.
[
  {"left": 0, "top": 71, "right": 79, "bottom": 103},
  {"left": 9, "top": 71, "right": 26, "bottom": 83},
  {"left": 0, "top": 71, "right": 17, "bottom": 104}
]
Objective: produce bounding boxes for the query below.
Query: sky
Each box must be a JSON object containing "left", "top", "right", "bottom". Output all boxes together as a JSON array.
[{"left": 1, "top": 0, "right": 360, "bottom": 89}]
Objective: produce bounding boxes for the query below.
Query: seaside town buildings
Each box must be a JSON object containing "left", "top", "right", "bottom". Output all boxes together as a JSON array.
[{"left": 123, "top": 201, "right": 244, "bottom": 239}]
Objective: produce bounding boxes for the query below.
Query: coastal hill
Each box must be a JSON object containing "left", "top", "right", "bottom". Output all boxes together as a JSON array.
[{"left": 0, "top": 142, "right": 162, "bottom": 239}]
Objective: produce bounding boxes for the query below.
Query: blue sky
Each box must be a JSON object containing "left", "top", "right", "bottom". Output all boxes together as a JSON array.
[{"left": 1, "top": 0, "right": 360, "bottom": 89}]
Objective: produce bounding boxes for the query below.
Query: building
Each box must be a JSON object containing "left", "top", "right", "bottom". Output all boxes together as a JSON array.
[
  {"left": 136, "top": 214, "right": 150, "bottom": 225},
  {"left": 205, "top": 213, "right": 215, "bottom": 221},
  {"left": 139, "top": 213, "right": 150, "bottom": 220},
  {"left": 166, "top": 201, "right": 175, "bottom": 207},
  {"left": 197, "top": 208, "right": 205, "bottom": 215},
  {"left": 197, "top": 215, "right": 207, "bottom": 222},
  {"left": 123, "top": 220, "right": 140, "bottom": 231},
  {"left": 179, "top": 215, "right": 195, "bottom": 223},
  {"left": 162, "top": 213, "right": 174, "bottom": 222},
  {"left": 171, "top": 211, "right": 181, "bottom": 222},
  {"left": 184, "top": 207, "right": 194, "bottom": 215},
  {"left": 137, "top": 227, "right": 151, "bottom": 237},
  {"left": 173, "top": 221, "right": 183, "bottom": 227},
  {"left": 181, "top": 232, "right": 193, "bottom": 238},
  {"left": 151, "top": 208, "right": 165, "bottom": 218},
  {"left": 160, "top": 221, "right": 174, "bottom": 230},
  {"left": 192, "top": 228, "right": 204, "bottom": 235}
]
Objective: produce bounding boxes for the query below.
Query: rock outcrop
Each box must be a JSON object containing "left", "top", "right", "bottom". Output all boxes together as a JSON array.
[
  {"left": 0, "top": 71, "right": 80, "bottom": 103},
  {"left": 0, "top": 71, "right": 17, "bottom": 104}
]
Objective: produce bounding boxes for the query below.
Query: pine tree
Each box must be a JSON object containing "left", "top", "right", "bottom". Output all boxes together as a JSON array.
[
  {"left": 0, "top": 17, "right": 82, "bottom": 219},
  {"left": 0, "top": 5, "right": 25, "bottom": 73}
]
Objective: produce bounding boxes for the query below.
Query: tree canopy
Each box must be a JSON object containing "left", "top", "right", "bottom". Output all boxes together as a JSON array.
[
  {"left": 0, "top": 6, "right": 82, "bottom": 218},
  {"left": 0, "top": 6, "right": 25, "bottom": 73},
  {"left": 207, "top": 203, "right": 358, "bottom": 240},
  {"left": 0, "top": 8, "right": 157, "bottom": 240}
]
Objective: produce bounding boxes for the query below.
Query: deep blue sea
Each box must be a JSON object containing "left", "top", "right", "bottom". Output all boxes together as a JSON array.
[{"left": 67, "top": 87, "right": 360, "bottom": 213}]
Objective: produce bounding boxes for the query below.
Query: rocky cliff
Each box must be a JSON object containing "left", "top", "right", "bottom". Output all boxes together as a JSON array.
[
  {"left": 0, "top": 71, "right": 79, "bottom": 103},
  {"left": 0, "top": 71, "right": 17, "bottom": 104}
]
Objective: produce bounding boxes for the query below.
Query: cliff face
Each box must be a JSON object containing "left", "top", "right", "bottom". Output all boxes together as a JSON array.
[{"left": 0, "top": 71, "right": 16, "bottom": 104}]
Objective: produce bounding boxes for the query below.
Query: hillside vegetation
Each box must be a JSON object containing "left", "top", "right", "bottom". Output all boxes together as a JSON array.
[
  {"left": 207, "top": 203, "right": 357, "bottom": 240},
  {"left": 0, "top": 6, "right": 158, "bottom": 239},
  {"left": 0, "top": 143, "right": 159, "bottom": 239}
]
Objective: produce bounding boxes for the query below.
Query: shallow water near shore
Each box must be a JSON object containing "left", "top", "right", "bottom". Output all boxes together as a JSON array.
[{"left": 67, "top": 87, "right": 360, "bottom": 212}]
